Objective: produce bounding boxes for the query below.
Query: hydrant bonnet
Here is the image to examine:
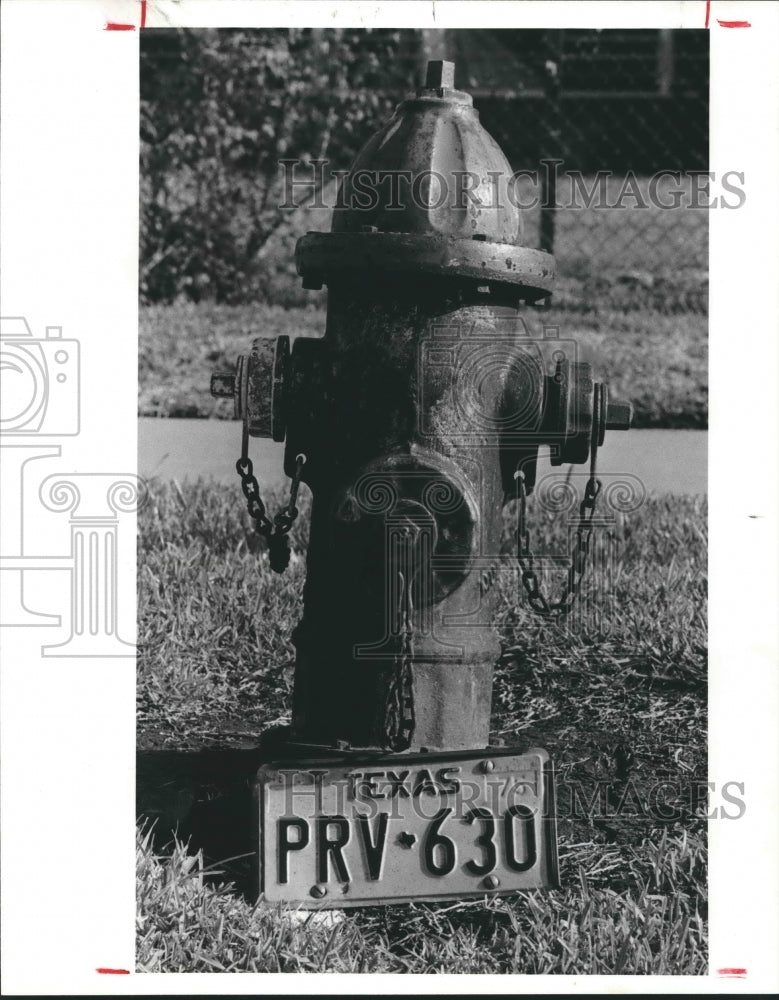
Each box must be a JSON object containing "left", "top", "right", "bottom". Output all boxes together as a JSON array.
[{"left": 296, "top": 60, "right": 556, "bottom": 301}]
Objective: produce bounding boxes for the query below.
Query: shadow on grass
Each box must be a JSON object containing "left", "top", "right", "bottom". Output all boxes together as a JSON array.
[{"left": 137, "top": 748, "right": 264, "bottom": 900}]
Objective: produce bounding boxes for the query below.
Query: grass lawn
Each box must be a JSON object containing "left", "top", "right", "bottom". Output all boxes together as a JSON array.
[{"left": 137, "top": 480, "right": 707, "bottom": 974}]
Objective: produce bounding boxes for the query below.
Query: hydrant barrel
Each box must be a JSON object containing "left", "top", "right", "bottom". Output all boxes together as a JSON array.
[{"left": 287, "top": 283, "right": 529, "bottom": 751}]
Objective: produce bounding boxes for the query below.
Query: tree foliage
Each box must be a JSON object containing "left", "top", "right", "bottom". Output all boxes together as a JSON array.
[{"left": 140, "top": 28, "right": 420, "bottom": 303}]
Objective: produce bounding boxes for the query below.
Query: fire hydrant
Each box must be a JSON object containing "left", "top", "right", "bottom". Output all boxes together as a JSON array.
[{"left": 212, "top": 61, "right": 630, "bottom": 906}]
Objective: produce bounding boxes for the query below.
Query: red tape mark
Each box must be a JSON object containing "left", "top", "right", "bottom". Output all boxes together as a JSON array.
[
  {"left": 104, "top": 1, "right": 146, "bottom": 30},
  {"left": 717, "top": 968, "right": 747, "bottom": 977},
  {"left": 706, "top": 2, "right": 752, "bottom": 27},
  {"left": 96, "top": 968, "right": 131, "bottom": 974}
]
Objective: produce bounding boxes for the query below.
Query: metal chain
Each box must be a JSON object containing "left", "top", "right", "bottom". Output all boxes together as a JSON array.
[
  {"left": 514, "top": 427, "right": 602, "bottom": 618},
  {"left": 235, "top": 426, "right": 306, "bottom": 573},
  {"left": 384, "top": 563, "right": 416, "bottom": 752}
]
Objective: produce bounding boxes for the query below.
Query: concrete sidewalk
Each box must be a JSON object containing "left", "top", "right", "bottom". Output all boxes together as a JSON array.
[{"left": 139, "top": 419, "right": 707, "bottom": 496}]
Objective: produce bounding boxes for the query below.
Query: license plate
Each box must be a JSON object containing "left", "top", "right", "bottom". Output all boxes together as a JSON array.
[{"left": 256, "top": 747, "right": 558, "bottom": 907}]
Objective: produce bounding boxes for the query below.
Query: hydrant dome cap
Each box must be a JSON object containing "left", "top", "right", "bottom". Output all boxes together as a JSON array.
[
  {"left": 296, "top": 61, "right": 555, "bottom": 298},
  {"left": 331, "top": 62, "right": 524, "bottom": 246}
]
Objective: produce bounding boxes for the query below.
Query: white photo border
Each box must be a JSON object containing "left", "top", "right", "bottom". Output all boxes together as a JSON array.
[{"left": 1, "top": 0, "right": 777, "bottom": 993}]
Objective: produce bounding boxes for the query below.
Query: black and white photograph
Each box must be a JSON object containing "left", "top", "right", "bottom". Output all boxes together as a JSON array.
[
  {"left": 137, "top": 16, "right": 708, "bottom": 974},
  {"left": 1, "top": 0, "right": 778, "bottom": 993}
]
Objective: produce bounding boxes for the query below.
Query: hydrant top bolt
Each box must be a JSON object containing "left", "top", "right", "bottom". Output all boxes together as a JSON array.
[{"left": 425, "top": 59, "right": 455, "bottom": 90}]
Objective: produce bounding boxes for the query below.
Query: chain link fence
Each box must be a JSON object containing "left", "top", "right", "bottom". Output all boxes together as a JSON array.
[{"left": 462, "top": 29, "right": 709, "bottom": 315}]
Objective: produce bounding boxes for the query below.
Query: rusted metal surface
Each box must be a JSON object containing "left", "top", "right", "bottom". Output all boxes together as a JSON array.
[
  {"left": 245, "top": 336, "right": 288, "bottom": 442},
  {"left": 213, "top": 336, "right": 290, "bottom": 440}
]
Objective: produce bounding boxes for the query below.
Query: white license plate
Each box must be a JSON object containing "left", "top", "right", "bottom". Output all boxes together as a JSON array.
[{"left": 256, "top": 748, "right": 558, "bottom": 907}]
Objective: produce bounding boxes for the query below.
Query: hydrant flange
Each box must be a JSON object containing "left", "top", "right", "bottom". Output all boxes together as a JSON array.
[{"left": 296, "top": 232, "right": 556, "bottom": 301}]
